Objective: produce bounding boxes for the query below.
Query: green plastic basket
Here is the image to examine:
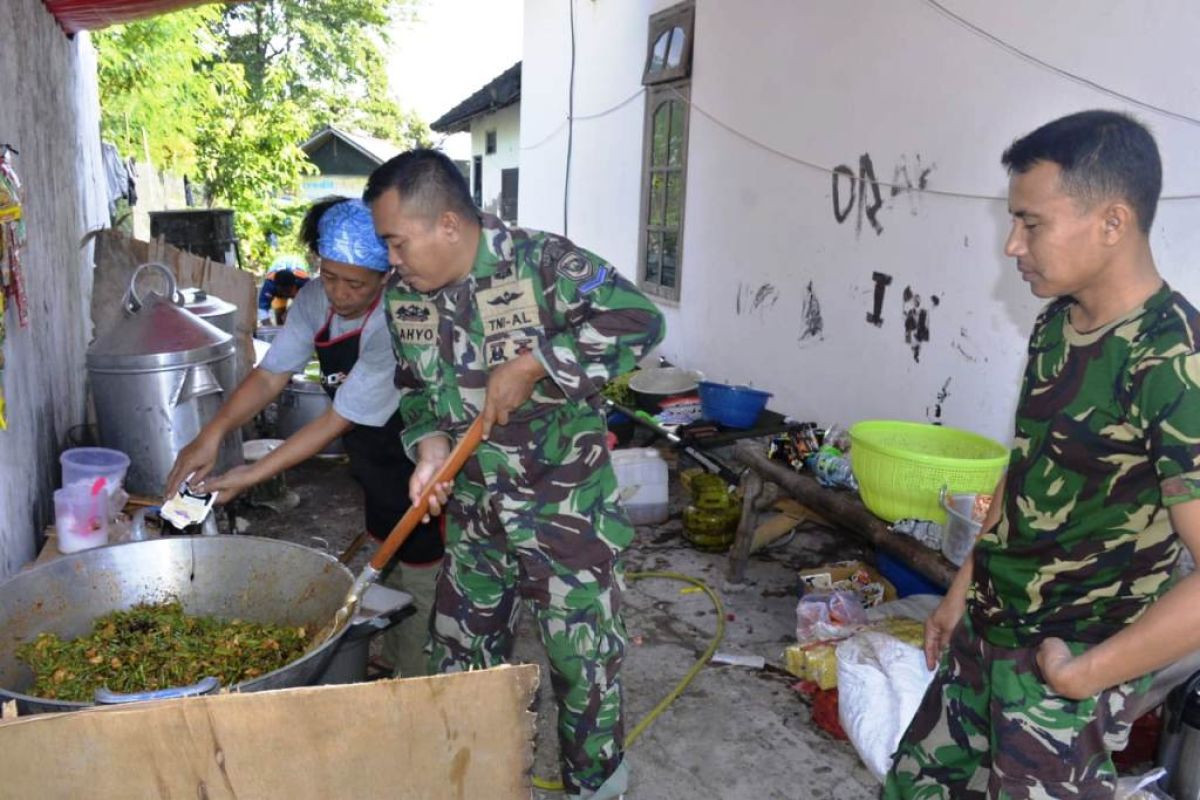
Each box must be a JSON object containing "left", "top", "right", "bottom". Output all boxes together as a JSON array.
[{"left": 849, "top": 420, "right": 1008, "bottom": 523}]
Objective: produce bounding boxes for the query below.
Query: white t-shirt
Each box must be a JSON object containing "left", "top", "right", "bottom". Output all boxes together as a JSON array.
[{"left": 258, "top": 279, "right": 399, "bottom": 428}]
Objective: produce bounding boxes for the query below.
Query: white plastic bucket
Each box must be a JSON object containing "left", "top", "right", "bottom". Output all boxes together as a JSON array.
[
  {"left": 54, "top": 483, "right": 110, "bottom": 553},
  {"left": 610, "top": 448, "right": 669, "bottom": 525}
]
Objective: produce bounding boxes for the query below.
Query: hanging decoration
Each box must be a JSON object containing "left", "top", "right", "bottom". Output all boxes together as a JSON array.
[{"left": 0, "top": 143, "right": 26, "bottom": 431}]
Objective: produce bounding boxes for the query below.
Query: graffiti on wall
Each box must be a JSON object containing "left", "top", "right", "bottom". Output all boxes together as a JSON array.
[
  {"left": 832, "top": 153, "right": 936, "bottom": 236},
  {"left": 799, "top": 281, "right": 824, "bottom": 343},
  {"left": 902, "top": 286, "right": 939, "bottom": 363},
  {"left": 735, "top": 282, "right": 780, "bottom": 317}
]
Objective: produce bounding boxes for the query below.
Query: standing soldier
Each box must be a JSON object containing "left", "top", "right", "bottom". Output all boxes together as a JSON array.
[
  {"left": 885, "top": 111, "right": 1200, "bottom": 798},
  {"left": 366, "top": 149, "right": 664, "bottom": 800}
]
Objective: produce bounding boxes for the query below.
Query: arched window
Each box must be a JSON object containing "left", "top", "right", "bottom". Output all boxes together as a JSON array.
[{"left": 639, "top": 2, "right": 694, "bottom": 300}]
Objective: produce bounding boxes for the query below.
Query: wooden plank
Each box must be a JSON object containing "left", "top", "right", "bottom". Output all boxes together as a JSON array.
[
  {"left": 732, "top": 443, "right": 955, "bottom": 589},
  {"left": 0, "top": 665, "right": 539, "bottom": 800}
]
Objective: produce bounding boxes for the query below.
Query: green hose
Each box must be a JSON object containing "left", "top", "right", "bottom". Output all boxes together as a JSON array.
[{"left": 532, "top": 570, "right": 726, "bottom": 793}]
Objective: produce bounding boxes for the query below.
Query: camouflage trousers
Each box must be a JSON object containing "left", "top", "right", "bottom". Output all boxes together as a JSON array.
[
  {"left": 883, "top": 616, "right": 1153, "bottom": 800},
  {"left": 428, "top": 491, "right": 628, "bottom": 797}
]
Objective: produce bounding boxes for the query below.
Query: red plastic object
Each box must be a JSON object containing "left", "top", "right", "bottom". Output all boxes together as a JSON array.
[
  {"left": 41, "top": 0, "right": 227, "bottom": 35},
  {"left": 1112, "top": 708, "right": 1162, "bottom": 771}
]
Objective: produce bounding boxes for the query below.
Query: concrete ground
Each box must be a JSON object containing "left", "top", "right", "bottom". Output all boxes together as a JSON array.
[{"left": 240, "top": 454, "right": 880, "bottom": 800}]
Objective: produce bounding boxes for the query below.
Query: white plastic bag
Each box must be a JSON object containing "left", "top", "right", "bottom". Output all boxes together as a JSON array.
[{"left": 837, "top": 630, "right": 936, "bottom": 783}]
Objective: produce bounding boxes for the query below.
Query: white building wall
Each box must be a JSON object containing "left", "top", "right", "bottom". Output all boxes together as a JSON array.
[
  {"left": 520, "top": 0, "right": 1200, "bottom": 444},
  {"left": 470, "top": 103, "right": 522, "bottom": 220},
  {"left": 0, "top": 0, "right": 107, "bottom": 576}
]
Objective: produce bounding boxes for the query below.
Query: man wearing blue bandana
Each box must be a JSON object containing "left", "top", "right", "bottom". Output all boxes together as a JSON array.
[{"left": 165, "top": 197, "right": 442, "bottom": 677}]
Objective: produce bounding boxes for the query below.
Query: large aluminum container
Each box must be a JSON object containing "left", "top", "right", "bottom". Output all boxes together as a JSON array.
[
  {"left": 179, "top": 287, "right": 237, "bottom": 338},
  {"left": 179, "top": 286, "right": 240, "bottom": 393},
  {"left": 87, "top": 266, "right": 243, "bottom": 496},
  {"left": 278, "top": 374, "right": 344, "bottom": 455}
]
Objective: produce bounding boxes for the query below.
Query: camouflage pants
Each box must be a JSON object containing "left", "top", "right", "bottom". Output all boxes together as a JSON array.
[
  {"left": 883, "top": 616, "right": 1152, "bottom": 800},
  {"left": 428, "top": 492, "right": 628, "bottom": 796}
]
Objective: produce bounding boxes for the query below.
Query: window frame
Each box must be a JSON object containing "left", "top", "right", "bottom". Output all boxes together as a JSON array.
[
  {"left": 500, "top": 167, "right": 519, "bottom": 223},
  {"left": 636, "top": 82, "right": 690, "bottom": 303},
  {"left": 642, "top": 2, "right": 695, "bottom": 86},
  {"left": 485, "top": 129, "right": 498, "bottom": 155}
]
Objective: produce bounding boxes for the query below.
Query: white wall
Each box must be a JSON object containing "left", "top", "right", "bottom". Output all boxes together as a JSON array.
[
  {"left": 0, "top": 0, "right": 107, "bottom": 576},
  {"left": 470, "top": 103, "right": 522, "bottom": 220},
  {"left": 520, "top": 0, "right": 1200, "bottom": 444}
]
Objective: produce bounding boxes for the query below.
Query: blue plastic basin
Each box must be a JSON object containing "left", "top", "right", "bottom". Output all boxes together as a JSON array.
[{"left": 698, "top": 381, "right": 772, "bottom": 429}]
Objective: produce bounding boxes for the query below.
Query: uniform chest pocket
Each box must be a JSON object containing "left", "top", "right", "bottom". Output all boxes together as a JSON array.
[
  {"left": 388, "top": 298, "right": 439, "bottom": 347},
  {"left": 476, "top": 278, "right": 545, "bottom": 368}
]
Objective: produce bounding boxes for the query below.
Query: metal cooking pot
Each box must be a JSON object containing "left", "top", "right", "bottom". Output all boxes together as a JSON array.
[
  {"left": 178, "top": 287, "right": 237, "bottom": 339},
  {"left": 278, "top": 375, "right": 344, "bottom": 455},
  {"left": 0, "top": 536, "right": 366, "bottom": 714},
  {"left": 87, "top": 264, "right": 242, "bottom": 495}
]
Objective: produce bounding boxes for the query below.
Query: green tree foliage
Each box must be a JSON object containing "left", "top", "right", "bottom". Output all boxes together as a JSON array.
[
  {"left": 95, "top": 0, "right": 430, "bottom": 270},
  {"left": 94, "top": 5, "right": 222, "bottom": 173}
]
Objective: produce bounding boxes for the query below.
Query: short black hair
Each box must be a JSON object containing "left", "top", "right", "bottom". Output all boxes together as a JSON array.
[
  {"left": 1001, "top": 110, "right": 1162, "bottom": 233},
  {"left": 363, "top": 149, "right": 479, "bottom": 223},
  {"left": 298, "top": 196, "right": 351, "bottom": 254},
  {"left": 272, "top": 268, "right": 298, "bottom": 287}
]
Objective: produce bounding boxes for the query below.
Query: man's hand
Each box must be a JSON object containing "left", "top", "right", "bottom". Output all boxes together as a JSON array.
[
  {"left": 1036, "top": 637, "right": 1093, "bottom": 699},
  {"left": 411, "top": 436, "right": 452, "bottom": 522},
  {"left": 923, "top": 591, "right": 967, "bottom": 670},
  {"left": 481, "top": 353, "right": 547, "bottom": 439},
  {"left": 194, "top": 465, "right": 259, "bottom": 505},
  {"left": 164, "top": 433, "right": 222, "bottom": 499}
]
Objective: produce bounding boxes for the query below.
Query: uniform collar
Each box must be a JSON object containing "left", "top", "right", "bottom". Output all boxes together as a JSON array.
[{"left": 470, "top": 213, "right": 517, "bottom": 283}]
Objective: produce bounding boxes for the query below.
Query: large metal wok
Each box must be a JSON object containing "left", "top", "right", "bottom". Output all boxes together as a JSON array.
[{"left": 0, "top": 536, "right": 370, "bottom": 715}]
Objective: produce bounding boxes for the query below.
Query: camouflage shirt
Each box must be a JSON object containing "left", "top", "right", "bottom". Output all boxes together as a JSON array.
[
  {"left": 383, "top": 215, "right": 665, "bottom": 568},
  {"left": 970, "top": 284, "right": 1200, "bottom": 647}
]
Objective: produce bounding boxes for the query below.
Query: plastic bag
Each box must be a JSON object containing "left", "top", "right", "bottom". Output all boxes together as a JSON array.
[
  {"left": 837, "top": 631, "right": 936, "bottom": 783},
  {"left": 796, "top": 590, "right": 867, "bottom": 643}
]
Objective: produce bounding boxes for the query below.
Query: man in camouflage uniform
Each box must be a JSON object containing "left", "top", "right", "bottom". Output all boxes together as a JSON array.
[
  {"left": 885, "top": 111, "right": 1200, "bottom": 798},
  {"left": 364, "top": 149, "right": 664, "bottom": 799}
]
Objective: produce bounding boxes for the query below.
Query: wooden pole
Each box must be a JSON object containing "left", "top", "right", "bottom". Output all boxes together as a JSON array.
[
  {"left": 731, "top": 442, "right": 956, "bottom": 589},
  {"left": 726, "top": 470, "right": 764, "bottom": 584}
]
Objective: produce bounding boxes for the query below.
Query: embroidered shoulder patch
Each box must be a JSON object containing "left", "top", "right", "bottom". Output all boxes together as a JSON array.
[
  {"left": 578, "top": 265, "right": 610, "bottom": 295},
  {"left": 555, "top": 251, "right": 596, "bottom": 283}
]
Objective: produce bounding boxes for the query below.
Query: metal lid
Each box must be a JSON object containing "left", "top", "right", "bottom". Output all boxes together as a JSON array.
[
  {"left": 87, "top": 291, "right": 233, "bottom": 373},
  {"left": 180, "top": 287, "right": 237, "bottom": 318}
]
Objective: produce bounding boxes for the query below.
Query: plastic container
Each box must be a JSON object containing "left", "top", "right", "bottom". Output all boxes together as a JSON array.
[
  {"left": 875, "top": 552, "right": 945, "bottom": 598},
  {"left": 60, "top": 447, "right": 131, "bottom": 490},
  {"left": 698, "top": 381, "right": 772, "bottom": 429},
  {"left": 54, "top": 483, "right": 110, "bottom": 553},
  {"left": 610, "top": 448, "right": 669, "bottom": 525},
  {"left": 60, "top": 447, "right": 131, "bottom": 519},
  {"left": 849, "top": 420, "right": 1007, "bottom": 523},
  {"left": 940, "top": 487, "right": 984, "bottom": 566}
]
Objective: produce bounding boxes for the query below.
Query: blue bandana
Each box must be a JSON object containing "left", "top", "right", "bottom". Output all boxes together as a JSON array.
[{"left": 316, "top": 199, "right": 390, "bottom": 272}]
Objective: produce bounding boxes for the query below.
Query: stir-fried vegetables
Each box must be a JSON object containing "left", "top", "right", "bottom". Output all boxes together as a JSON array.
[{"left": 17, "top": 601, "right": 310, "bottom": 701}]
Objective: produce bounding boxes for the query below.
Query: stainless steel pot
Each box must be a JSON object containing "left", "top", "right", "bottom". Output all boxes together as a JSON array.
[
  {"left": 0, "top": 536, "right": 366, "bottom": 715},
  {"left": 278, "top": 376, "right": 344, "bottom": 455},
  {"left": 87, "top": 264, "right": 243, "bottom": 495},
  {"left": 178, "top": 287, "right": 237, "bottom": 338}
]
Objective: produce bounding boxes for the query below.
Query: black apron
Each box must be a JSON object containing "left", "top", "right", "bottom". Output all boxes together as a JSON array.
[{"left": 314, "top": 297, "right": 443, "bottom": 565}]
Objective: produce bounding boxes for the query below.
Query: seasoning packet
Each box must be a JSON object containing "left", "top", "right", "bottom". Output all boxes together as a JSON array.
[{"left": 160, "top": 483, "right": 217, "bottom": 528}]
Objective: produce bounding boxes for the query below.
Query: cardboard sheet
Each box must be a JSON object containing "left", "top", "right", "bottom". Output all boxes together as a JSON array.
[{"left": 0, "top": 665, "right": 539, "bottom": 799}]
